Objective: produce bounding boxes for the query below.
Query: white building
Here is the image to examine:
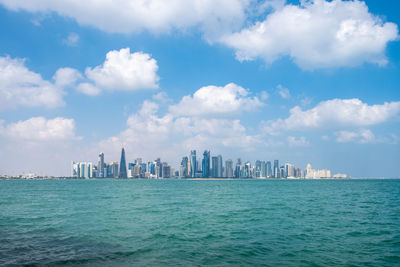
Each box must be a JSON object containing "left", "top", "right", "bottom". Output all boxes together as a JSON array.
[
  {"left": 305, "top": 164, "right": 331, "bottom": 179},
  {"left": 71, "top": 161, "right": 93, "bottom": 178}
]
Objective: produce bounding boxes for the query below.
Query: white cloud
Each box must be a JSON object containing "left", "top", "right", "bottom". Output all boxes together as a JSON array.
[
  {"left": 265, "top": 98, "right": 400, "bottom": 133},
  {"left": 0, "top": 0, "right": 253, "bottom": 40},
  {"left": 169, "top": 83, "right": 263, "bottom": 116},
  {"left": 0, "top": 56, "right": 66, "bottom": 110},
  {"left": 76, "top": 83, "right": 101, "bottom": 96},
  {"left": 287, "top": 136, "right": 309, "bottom": 146},
  {"left": 335, "top": 129, "right": 375, "bottom": 143},
  {"left": 152, "top": 91, "right": 171, "bottom": 104},
  {"left": 1, "top": 116, "right": 79, "bottom": 141},
  {"left": 53, "top": 67, "right": 82, "bottom": 87},
  {"left": 99, "top": 88, "right": 264, "bottom": 163},
  {"left": 84, "top": 48, "right": 159, "bottom": 92},
  {"left": 222, "top": 0, "right": 399, "bottom": 69},
  {"left": 63, "top": 32, "right": 79, "bottom": 46},
  {"left": 277, "top": 84, "right": 290, "bottom": 99}
]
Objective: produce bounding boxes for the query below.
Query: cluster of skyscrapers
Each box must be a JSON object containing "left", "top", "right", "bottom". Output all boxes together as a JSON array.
[
  {"left": 179, "top": 150, "right": 303, "bottom": 179},
  {"left": 72, "top": 148, "right": 340, "bottom": 179},
  {"left": 72, "top": 148, "right": 173, "bottom": 179}
]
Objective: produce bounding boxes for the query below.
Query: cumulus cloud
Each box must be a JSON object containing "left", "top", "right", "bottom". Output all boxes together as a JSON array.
[
  {"left": 53, "top": 67, "right": 82, "bottom": 87},
  {"left": 0, "top": 0, "right": 253, "bottom": 40},
  {"left": 222, "top": 0, "right": 399, "bottom": 69},
  {"left": 0, "top": 56, "right": 65, "bottom": 110},
  {"left": 76, "top": 83, "right": 101, "bottom": 96},
  {"left": 335, "top": 129, "right": 375, "bottom": 144},
  {"left": 2, "top": 117, "right": 79, "bottom": 141},
  {"left": 82, "top": 48, "right": 159, "bottom": 93},
  {"left": 99, "top": 82, "right": 265, "bottom": 162},
  {"left": 169, "top": 83, "right": 263, "bottom": 116},
  {"left": 265, "top": 98, "right": 400, "bottom": 133}
]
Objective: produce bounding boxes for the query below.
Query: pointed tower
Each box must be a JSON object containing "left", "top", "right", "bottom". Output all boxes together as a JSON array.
[{"left": 119, "top": 148, "right": 127, "bottom": 178}]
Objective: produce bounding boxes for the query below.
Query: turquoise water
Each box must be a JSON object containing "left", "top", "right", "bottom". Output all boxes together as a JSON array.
[{"left": 0, "top": 179, "right": 399, "bottom": 266}]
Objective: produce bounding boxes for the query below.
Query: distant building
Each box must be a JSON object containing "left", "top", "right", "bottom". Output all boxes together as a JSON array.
[
  {"left": 71, "top": 161, "right": 93, "bottom": 178},
  {"left": 97, "top": 152, "right": 104, "bottom": 178},
  {"left": 202, "top": 150, "right": 210, "bottom": 178},
  {"left": 190, "top": 151, "right": 196, "bottom": 178},
  {"left": 119, "top": 148, "right": 127, "bottom": 178},
  {"left": 274, "top": 160, "right": 280, "bottom": 178},
  {"left": 266, "top": 161, "right": 272, "bottom": 178},
  {"left": 225, "top": 158, "right": 233, "bottom": 178},
  {"left": 305, "top": 164, "right": 331, "bottom": 179}
]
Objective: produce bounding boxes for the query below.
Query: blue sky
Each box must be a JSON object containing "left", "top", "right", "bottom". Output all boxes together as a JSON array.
[{"left": 0, "top": 0, "right": 399, "bottom": 177}]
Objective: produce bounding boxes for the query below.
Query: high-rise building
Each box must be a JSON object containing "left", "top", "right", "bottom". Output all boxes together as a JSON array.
[
  {"left": 211, "top": 156, "right": 218, "bottom": 178},
  {"left": 202, "top": 150, "right": 210, "bottom": 178},
  {"left": 110, "top": 162, "right": 119, "bottom": 178},
  {"left": 266, "top": 161, "right": 272, "bottom": 178},
  {"left": 225, "top": 158, "right": 233, "bottom": 178},
  {"left": 97, "top": 152, "right": 104, "bottom": 178},
  {"left": 274, "top": 160, "right": 280, "bottom": 178},
  {"left": 255, "top": 160, "right": 261, "bottom": 178},
  {"left": 119, "top": 148, "right": 127, "bottom": 178},
  {"left": 217, "top": 155, "right": 223, "bottom": 178},
  {"left": 180, "top": 156, "right": 189, "bottom": 178},
  {"left": 261, "top": 161, "right": 266, "bottom": 178},
  {"left": 190, "top": 150, "right": 197, "bottom": 178},
  {"left": 235, "top": 158, "right": 242, "bottom": 178},
  {"left": 162, "top": 162, "right": 171, "bottom": 178}
]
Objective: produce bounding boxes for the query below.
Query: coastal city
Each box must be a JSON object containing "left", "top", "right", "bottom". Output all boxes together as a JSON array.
[{"left": 68, "top": 148, "right": 348, "bottom": 180}]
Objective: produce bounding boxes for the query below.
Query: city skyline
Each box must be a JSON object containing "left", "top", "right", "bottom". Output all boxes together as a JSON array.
[
  {"left": 0, "top": 0, "right": 399, "bottom": 178},
  {"left": 68, "top": 148, "right": 346, "bottom": 179}
]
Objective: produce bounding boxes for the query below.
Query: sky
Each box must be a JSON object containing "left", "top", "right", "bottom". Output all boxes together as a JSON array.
[{"left": 0, "top": 0, "right": 399, "bottom": 178}]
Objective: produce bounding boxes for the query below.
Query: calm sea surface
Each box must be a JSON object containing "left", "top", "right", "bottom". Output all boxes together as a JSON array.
[{"left": 0, "top": 179, "right": 399, "bottom": 266}]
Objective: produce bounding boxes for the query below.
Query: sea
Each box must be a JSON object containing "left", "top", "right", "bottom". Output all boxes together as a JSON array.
[{"left": 0, "top": 179, "right": 399, "bottom": 266}]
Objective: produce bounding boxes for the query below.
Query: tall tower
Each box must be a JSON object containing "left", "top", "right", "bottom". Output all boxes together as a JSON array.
[
  {"left": 97, "top": 152, "right": 104, "bottom": 178},
  {"left": 202, "top": 150, "right": 210, "bottom": 178},
  {"left": 190, "top": 150, "right": 197, "bottom": 178},
  {"left": 119, "top": 148, "right": 127, "bottom": 178}
]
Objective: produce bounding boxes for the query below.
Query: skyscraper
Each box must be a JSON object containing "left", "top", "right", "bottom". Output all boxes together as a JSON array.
[
  {"left": 190, "top": 150, "right": 197, "bottom": 178},
  {"left": 202, "top": 150, "right": 210, "bottom": 178},
  {"left": 274, "top": 160, "right": 280, "bottom": 178},
  {"left": 97, "top": 152, "right": 104, "bottom": 178},
  {"left": 217, "top": 155, "right": 223, "bottom": 178},
  {"left": 119, "top": 148, "right": 127, "bottom": 178},
  {"left": 266, "top": 161, "right": 272, "bottom": 178},
  {"left": 211, "top": 156, "right": 218, "bottom": 177},
  {"left": 225, "top": 158, "right": 233, "bottom": 178}
]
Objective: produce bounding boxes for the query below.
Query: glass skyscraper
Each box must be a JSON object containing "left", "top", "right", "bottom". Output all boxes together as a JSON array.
[
  {"left": 119, "top": 148, "right": 127, "bottom": 178},
  {"left": 190, "top": 150, "right": 197, "bottom": 178},
  {"left": 202, "top": 150, "right": 210, "bottom": 178}
]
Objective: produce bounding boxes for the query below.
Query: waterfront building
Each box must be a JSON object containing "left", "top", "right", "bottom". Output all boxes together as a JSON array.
[
  {"left": 255, "top": 160, "right": 261, "bottom": 178},
  {"left": 274, "top": 160, "right": 280, "bottom": 178},
  {"left": 202, "top": 150, "right": 210, "bottom": 178},
  {"left": 217, "top": 155, "right": 223, "bottom": 178},
  {"left": 235, "top": 159, "right": 241, "bottom": 178},
  {"left": 190, "top": 150, "right": 197, "bottom": 178},
  {"left": 266, "top": 161, "right": 272, "bottom": 178},
  {"left": 118, "top": 148, "right": 127, "bottom": 178},
  {"left": 225, "top": 158, "right": 233, "bottom": 178},
  {"left": 305, "top": 164, "right": 331, "bottom": 179},
  {"left": 97, "top": 152, "right": 104, "bottom": 178},
  {"left": 109, "top": 162, "right": 119, "bottom": 178},
  {"left": 162, "top": 162, "right": 171, "bottom": 178},
  {"left": 71, "top": 161, "right": 93, "bottom": 178},
  {"left": 180, "top": 156, "right": 189, "bottom": 178}
]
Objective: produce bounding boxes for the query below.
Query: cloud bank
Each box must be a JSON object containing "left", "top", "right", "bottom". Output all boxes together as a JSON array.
[{"left": 222, "top": 0, "right": 399, "bottom": 69}]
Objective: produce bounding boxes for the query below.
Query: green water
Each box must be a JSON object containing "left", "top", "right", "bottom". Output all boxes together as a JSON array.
[{"left": 0, "top": 179, "right": 399, "bottom": 266}]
